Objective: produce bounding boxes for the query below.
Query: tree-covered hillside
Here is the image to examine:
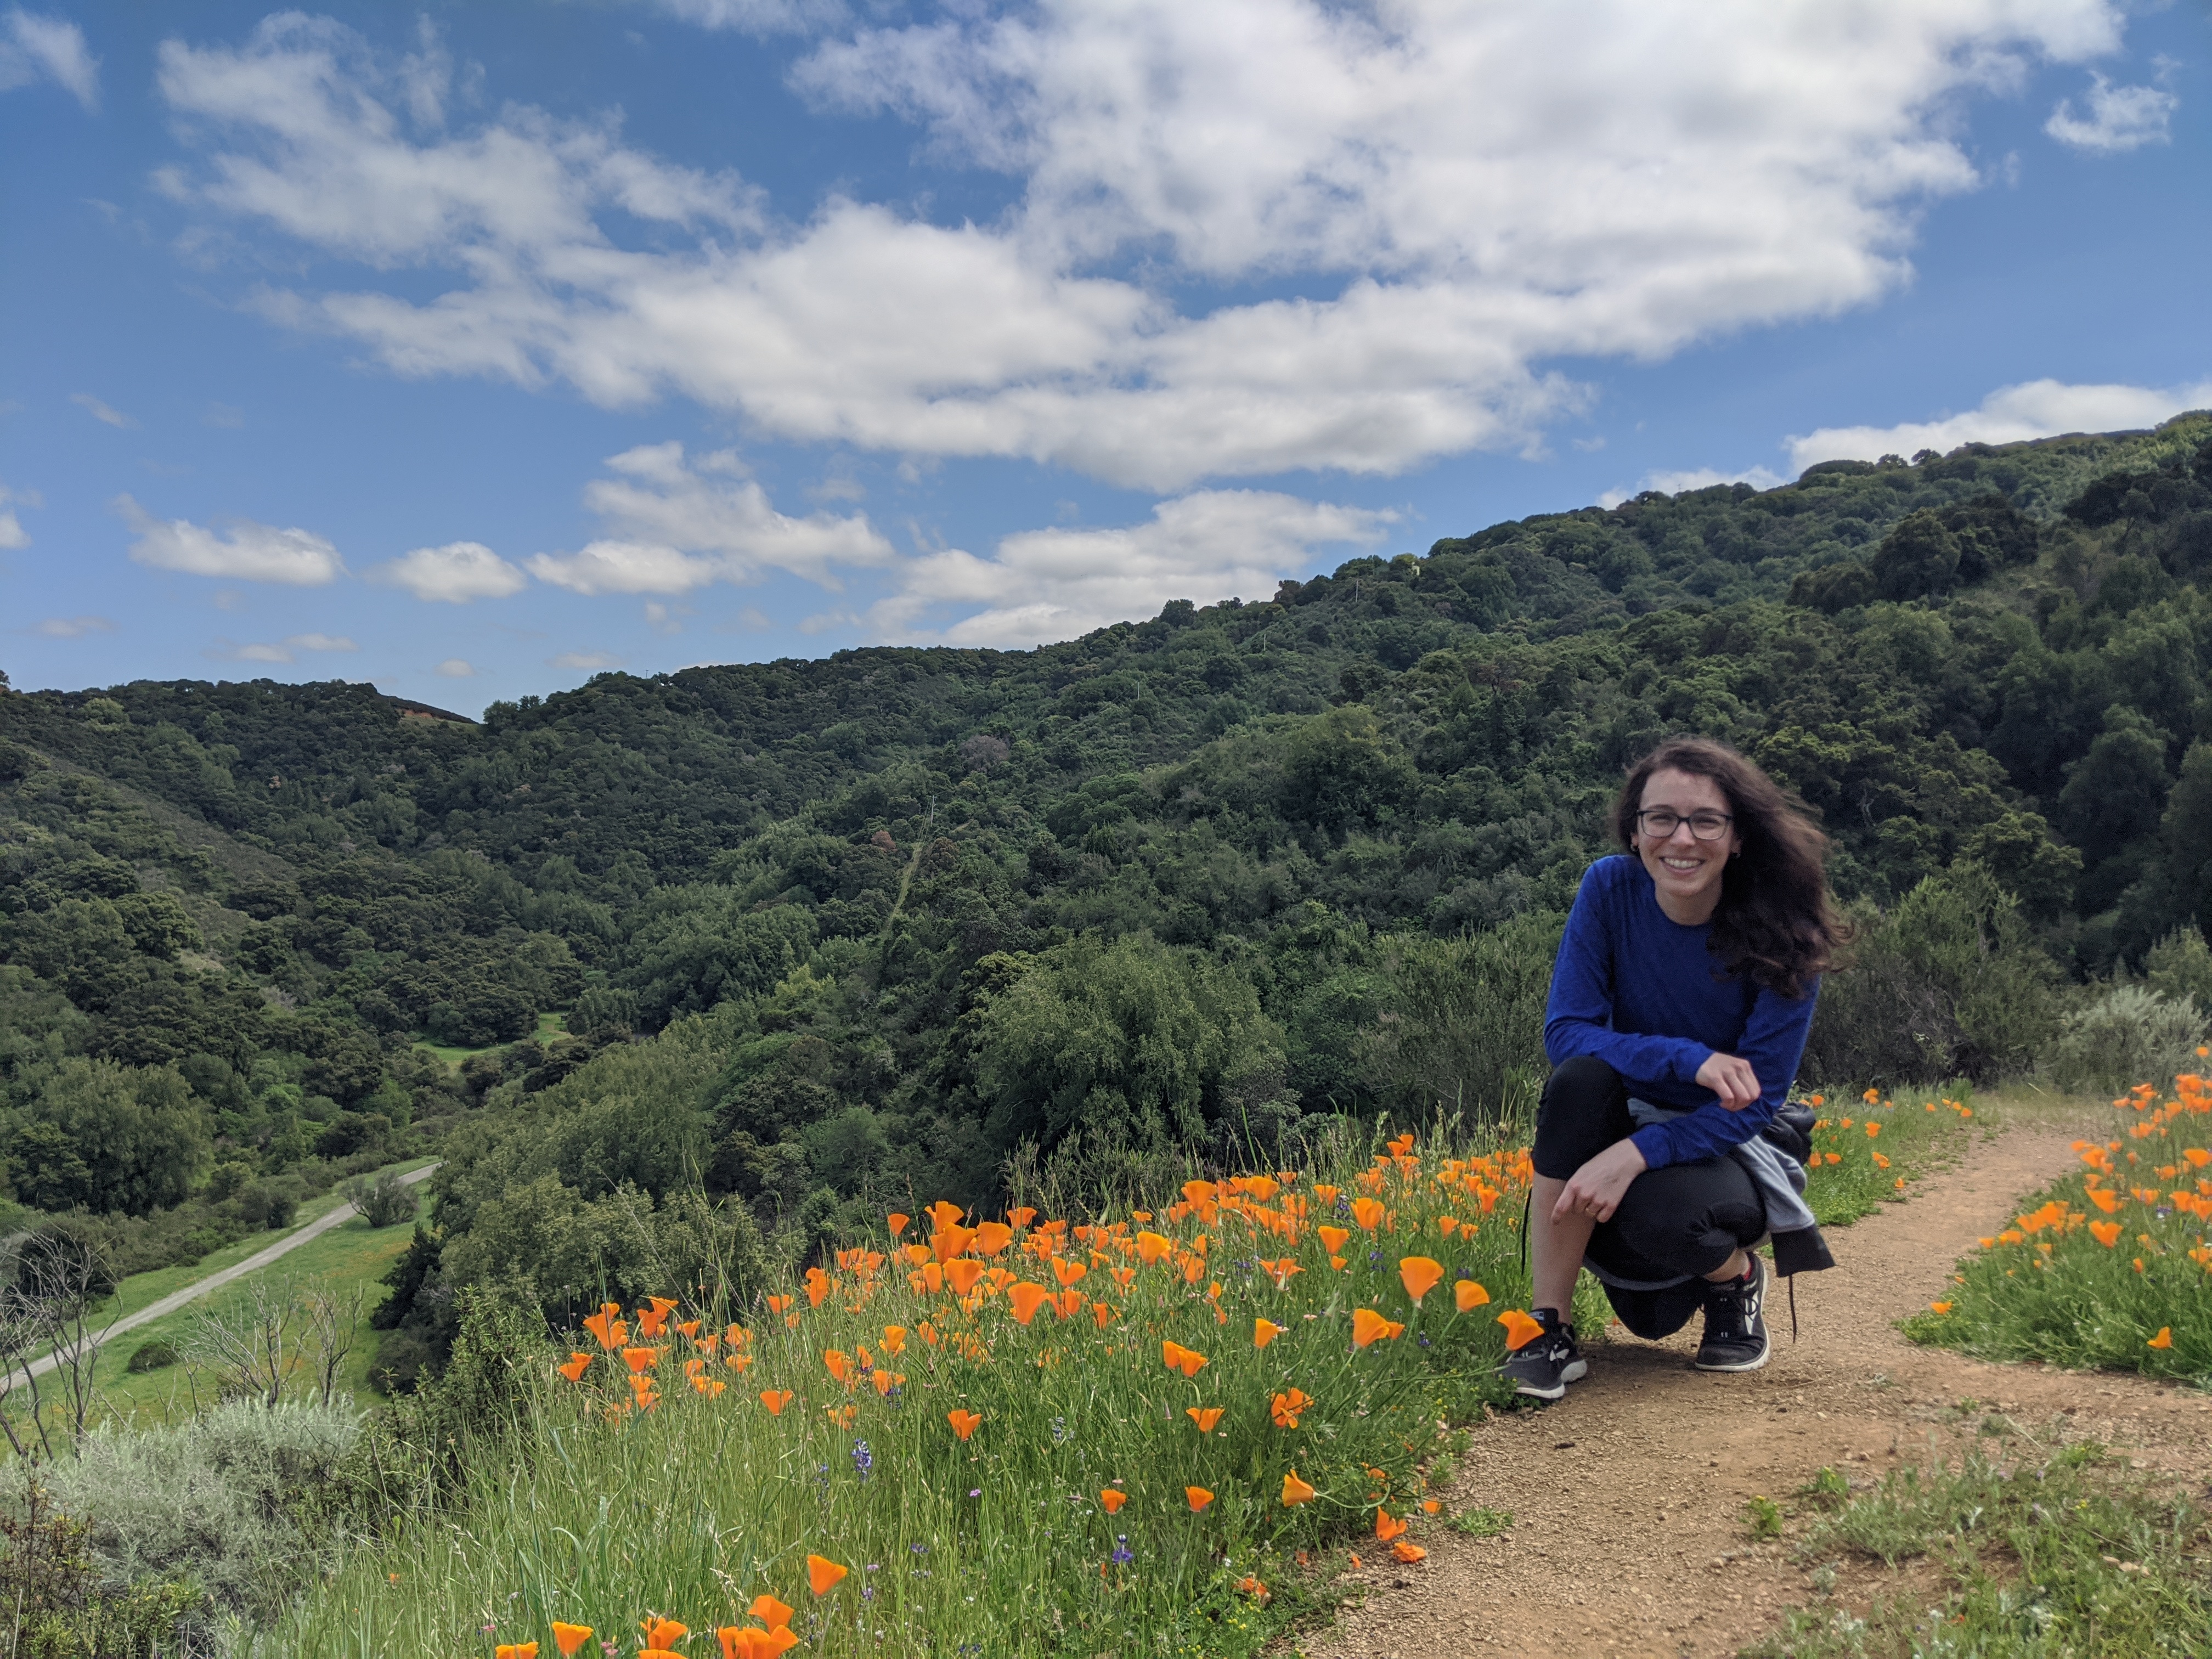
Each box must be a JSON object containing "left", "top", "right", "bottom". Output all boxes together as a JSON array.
[{"left": 5, "top": 413, "right": 2211, "bottom": 1379}]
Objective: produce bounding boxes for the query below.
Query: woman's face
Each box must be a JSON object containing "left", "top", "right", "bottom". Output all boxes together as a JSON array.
[{"left": 1632, "top": 767, "right": 1741, "bottom": 919}]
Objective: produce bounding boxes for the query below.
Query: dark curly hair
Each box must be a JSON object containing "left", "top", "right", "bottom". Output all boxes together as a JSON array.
[{"left": 1612, "top": 737, "right": 1848, "bottom": 998}]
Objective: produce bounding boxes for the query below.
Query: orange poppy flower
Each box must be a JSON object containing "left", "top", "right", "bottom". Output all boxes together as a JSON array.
[
  {"left": 1318, "top": 1224, "right": 1350, "bottom": 1255},
  {"left": 1929, "top": 1301, "right": 1953, "bottom": 1315},
  {"left": 1161, "top": 1340, "right": 1207, "bottom": 1378},
  {"left": 759, "top": 1389, "right": 794, "bottom": 1416},
  {"left": 496, "top": 1645, "right": 538, "bottom": 1659},
  {"left": 972, "top": 1221, "right": 1014, "bottom": 1256},
  {"left": 1053, "top": 1288, "right": 1086, "bottom": 1320},
  {"left": 635, "top": 1307, "right": 670, "bottom": 1340},
  {"left": 1186, "top": 1486, "right": 1215, "bottom": 1512},
  {"left": 582, "top": 1304, "right": 628, "bottom": 1350},
  {"left": 1454, "top": 1279, "right": 1491, "bottom": 1313},
  {"left": 749, "top": 1596, "right": 794, "bottom": 1628},
  {"left": 1008, "top": 1282, "right": 1052, "bottom": 1324},
  {"left": 887, "top": 1211, "right": 911, "bottom": 1238},
  {"left": 822, "top": 1349, "right": 852, "bottom": 1384},
  {"left": 1187, "top": 1406, "right": 1224, "bottom": 1432},
  {"left": 764, "top": 1295, "right": 794, "bottom": 1315},
  {"left": 1271, "top": 1387, "right": 1311, "bottom": 1428},
  {"left": 1254, "top": 1317, "right": 1281, "bottom": 1350},
  {"left": 1351, "top": 1308, "right": 1404, "bottom": 1347},
  {"left": 558, "top": 1352, "right": 592, "bottom": 1383},
  {"left": 2149, "top": 1327, "right": 2174, "bottom": 1349},
  {"left": 1421, "top": 1499, "right": 1442, "bottom": 1515},
  {"left": 622, "top": 1347, "right": 662, "bottom": 1374},
  {"left": 551, "top": 1624, "right": 592, "bottom": 1658},
  {"left": 2090, "top": 1220, "right": 2123, "bottom": 1248},
  {"left": 1397, "top": 1256, "right": 1444, "bottom": 1305},
  {"left": 945, "top": 1259, "right": 986, "bottom": 1295},
  {"left": 1092, "top": 1301, "right": 1115, "bottom": 1328},
  {"left": 640, "top": 1650, "right": 682, "bottom": 1658},
  {"left": 1052, "top": 1257, "right": 1088, "bottom": 1288},
  {"left": 1135, "top": 1231, "right": 1172, "bottom": 1266},
  {"left": 1280, "top": 1469, "right": 1317, "bottom": 1506},
  {"left": 948, "top": 1408, "right": 983, "bottom": 1441},
  {"left": 1100, "top": 1488, "right": 1128, "bottom": 1513},
  {"left": 808, "top": 1554, "right": 850, "bottom": 1595},
  {"left": 641, "top": 1619, "right": 687, "bottom": 1650},
  {"left": 1391, "top": 1541, "right": 1427, "bottom": 1564},
  {"left": 1244, "top": 1176, "right": 1280, "bottom": 1202},
  {"left": 1496, "top": 1308, "right": 1545, "bottom": 1351},
  {"left": 1374, "top": 1508, "right": 1408, "bottom": 1541},
  {"left": 926, "top": 1199, "right": 965, "bottom": 1232},
  {"left": 1352, "top": 1197, "right": 1386, "bottom": 1231},
  {"left": 1437, "top": 1216, "right": 1459, "bottom": 1237}
]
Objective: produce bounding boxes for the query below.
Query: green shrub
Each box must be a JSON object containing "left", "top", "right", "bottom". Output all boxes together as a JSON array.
[
  {"left": 123, "top": 1339, "right": 177, "bottom": 1374},
  {"left": 346, "top": 1169, "right": 418, "bottom": 1228},
  {"left": 36, "top": 1400, "right": 362, "bottom": 1643},
  {"left": 1357, "top": 911, "right": 1561, "bottom": 1123},
  {"left": 2146, "top": 926, "right": 2212, "bottom": 1013},
  {"left": 2046, "top": 984, "right": 2208, "bottom": 1096},
  {"left": 1802, "top": 861, "right": 2058, "bottom": 1086}
]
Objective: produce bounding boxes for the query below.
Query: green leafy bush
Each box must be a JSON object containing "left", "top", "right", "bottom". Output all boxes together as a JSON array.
[
  {"left": 2046, "top": 985, "right": 2208, "bottom": 1097},
  {"left": 36, "top": 1400, "right": 362, "bottom": 1641}
]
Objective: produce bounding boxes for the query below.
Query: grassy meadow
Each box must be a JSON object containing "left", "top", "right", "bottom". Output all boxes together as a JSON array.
[
  {"left": 1903, "top": 1074, "right": 2212, "bottom": 1383},
  {"left": 252, "top": 1097, "right": 1980, "bottom": 1659}
]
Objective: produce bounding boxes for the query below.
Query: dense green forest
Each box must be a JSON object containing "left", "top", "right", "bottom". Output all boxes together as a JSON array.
[{"left": 5, "top": 412, "right": 2211, "bottom": 1385}]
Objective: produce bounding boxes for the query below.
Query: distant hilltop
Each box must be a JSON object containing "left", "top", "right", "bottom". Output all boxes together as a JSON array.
[{"left": 378, "top": 692, "right": 476, "bottom": 727}]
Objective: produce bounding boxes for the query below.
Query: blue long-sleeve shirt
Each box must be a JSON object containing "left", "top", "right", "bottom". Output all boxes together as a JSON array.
[{"left": 1543, "top": 855, "right": 1819, "bottom": 1170}]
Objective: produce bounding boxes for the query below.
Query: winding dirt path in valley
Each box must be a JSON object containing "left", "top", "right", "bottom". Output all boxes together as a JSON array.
[{"left": 1314, "top": 1116, "right": 2212, "bottom": 1658}]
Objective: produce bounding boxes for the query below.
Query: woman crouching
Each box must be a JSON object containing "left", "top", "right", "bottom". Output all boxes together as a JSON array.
[{"left": 1505, "top": 737, "right": 1848, "bottom": 1398}]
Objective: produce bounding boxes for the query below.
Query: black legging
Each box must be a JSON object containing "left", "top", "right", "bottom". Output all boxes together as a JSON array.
[{"left": 1532, "top": 1056, "right": 1767, "bottom": 1339}]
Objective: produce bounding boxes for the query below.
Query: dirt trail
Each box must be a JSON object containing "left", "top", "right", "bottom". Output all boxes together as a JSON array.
[{"left": 1316, "top": 1115, "right": 2212, "bottom": 1658}]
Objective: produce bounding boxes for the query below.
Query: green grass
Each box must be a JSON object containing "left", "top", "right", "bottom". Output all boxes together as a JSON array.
[
  {"left": 25, "top": 1155, "right": 433, "bottom": 1349},
  {"left": 1799, "top": 1084, "right": 1983, "bottom": 1227},
  {"left": 1747, "top": 1435, "right": 2212, "bottom": 1657},
  {"left": 263, "top": 1132, "right": 1543, "bottom": 1659},
  {"left": 1900, "top": 1081, "right": 2212, "bottom": 1384},
  {"left": 81, "top": 1208, "right": 421, "bottom": 1424},
  {"left": 414, "top": 1011, "right": 567, "bottom": 1067}
]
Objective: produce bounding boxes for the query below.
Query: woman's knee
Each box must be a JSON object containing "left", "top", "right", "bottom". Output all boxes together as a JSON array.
[
  {"left": 1610, "top": 1161, "right": 1763, "bottom": 1278},
  {"left": 1533, "top": 1057, "right": 1630, "bottom": 1178}
]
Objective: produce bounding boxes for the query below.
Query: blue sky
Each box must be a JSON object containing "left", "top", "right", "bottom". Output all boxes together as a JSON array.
[{"left": 2, "top": 0, "right": 2207, "bottom": 711}]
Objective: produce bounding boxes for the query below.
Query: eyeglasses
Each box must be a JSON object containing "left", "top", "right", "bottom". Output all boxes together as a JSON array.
[{"left": 1636, "top": 809, "right": 1733, "bottom": 842}]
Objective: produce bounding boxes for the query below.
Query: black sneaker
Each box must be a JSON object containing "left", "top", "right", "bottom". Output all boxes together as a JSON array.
[
  {"left": 1695, "top": 1252, "right": 1771, "bottom": 1372},
  {"left": 1502, "top": 1308, "right": 1587, "bottom": 1400}
]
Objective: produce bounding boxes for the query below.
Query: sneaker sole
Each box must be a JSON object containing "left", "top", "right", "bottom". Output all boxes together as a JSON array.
[
  {"left": 1561, "top": 1358, "right": 1588, "bottom": 1383},
  {"left": 1511, "top": 1376, "right": 1567, "bottom": 1400},
  {"left": 1693, "top": 1329, "right": 1771, "bottom": 1372}
]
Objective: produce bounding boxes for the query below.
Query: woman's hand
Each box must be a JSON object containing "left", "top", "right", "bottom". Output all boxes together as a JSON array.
[
  {"left": 1551, "top": 1139, "right": 1647, "bottom": 1225},
  {"left": 1696, "top": 1051, "right": 1762, "bottom": 1112}
]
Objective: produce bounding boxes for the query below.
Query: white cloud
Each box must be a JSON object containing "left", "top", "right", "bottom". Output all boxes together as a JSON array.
[
  {"left": 549, "top": 650, "right": 623, "bottom": 670},
  {"left": 0, "top": 9, "right": 98, "bottom": 110},
  {"left": 433, "top": 657, "right": 476, "bottom": 677},
  {"left": 2046, "top": 70, "right": 2175, "bottom": 153},
  {"left": 120, "top": 494, "right": 346, "bottom": 584},
  {"left": 650, "top": 0, "right": 847, "bottom": 36},
  {"left": 1598, "top": 465, "right": 1787, "bottom": 508},
  {"left": 35, "top": 616, "right": 112, "bottom": 637},
  {"left": 527, "top": 441, "right": 894, "bottom": 595},
  {"left": 211, "top": 632, "right": 358, "bottom": 663},
  {"left": 1786, "top": 377, "right": 2212, "bottom": 471},
  {"left": 155, "top": 4, "right": 2140, "bottom": 492},
  {"left": 71, "top": 392, "right": 135, "bottom": 428},
  {"left": 372, "top": 540, "right": 528, "bottom": 602},
  {"left": 0, "top": 482, "right": 35, "bottom": 549},
  {"left": 867, "top": 488, "right": 1393, "bottom": 648}
]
